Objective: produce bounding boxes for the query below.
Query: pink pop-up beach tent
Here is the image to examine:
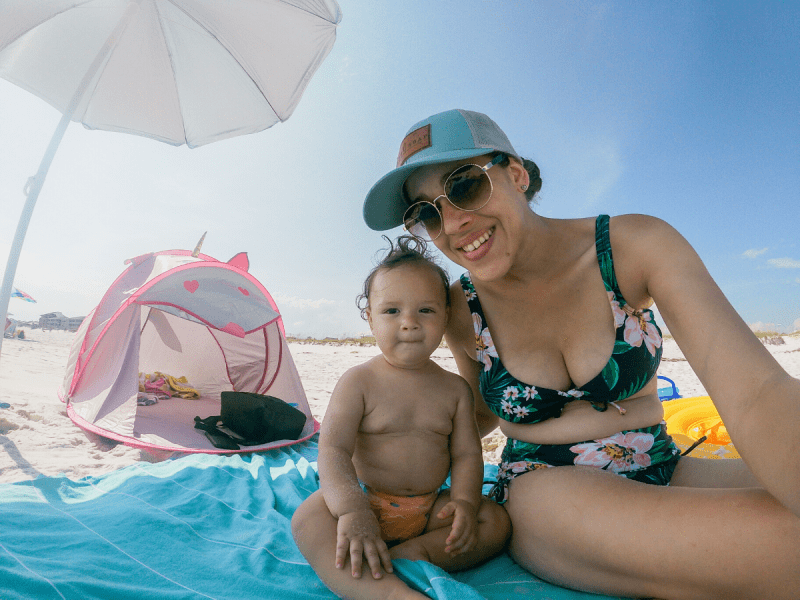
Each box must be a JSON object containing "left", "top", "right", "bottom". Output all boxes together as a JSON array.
[{"left": 59, "top": 249, "right": 319, "bottom": 453}]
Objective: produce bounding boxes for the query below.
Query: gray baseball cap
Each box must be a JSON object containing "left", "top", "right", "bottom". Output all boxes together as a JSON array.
[{"left": 363, "top": 109, "right": 520, "bottom": 231}]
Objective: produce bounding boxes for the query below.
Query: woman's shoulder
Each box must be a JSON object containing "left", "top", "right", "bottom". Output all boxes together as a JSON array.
[
  {"left": 602, "top": 214, "right": 693, "bottom": 307},
  {"left": 607, "top": 213, "right": 676, "bottom": 237},
  {"left": 544, "top": 214, "right": 678, "bottom": 259},
  {"left": 606, "top": 214, "right": 687, "bottom": 256}
]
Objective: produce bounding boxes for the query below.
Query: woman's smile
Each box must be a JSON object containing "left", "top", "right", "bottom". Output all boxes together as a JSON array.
[{"left": 458, "top": 227, "right": 495, "bottom": 255}]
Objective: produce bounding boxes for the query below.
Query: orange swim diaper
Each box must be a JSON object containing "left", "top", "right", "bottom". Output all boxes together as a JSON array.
[{"left": 363, "top": 485, "right": 439, "bottom": 543}]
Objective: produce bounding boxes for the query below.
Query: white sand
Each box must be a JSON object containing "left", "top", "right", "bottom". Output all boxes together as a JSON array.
[{"left": 2, "top": 329, "right": 799, "bottom": 484}]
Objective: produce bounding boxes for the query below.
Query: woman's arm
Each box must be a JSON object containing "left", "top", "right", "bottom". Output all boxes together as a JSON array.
[
  {"left": 615, "top": 214, "right": 800, "bottom": 516},
  {"left": 445, "top": 282, "right": 500, "bottom": 438}
]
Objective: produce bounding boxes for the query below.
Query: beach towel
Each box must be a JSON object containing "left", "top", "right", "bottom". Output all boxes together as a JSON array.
[{"left": 0, "top": 440, "right": 622, "bottom": 600}]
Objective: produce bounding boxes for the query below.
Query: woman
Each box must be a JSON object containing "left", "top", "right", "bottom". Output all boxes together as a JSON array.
[{"left": 362, "top": 109, "right": 800, "bottom": 599}]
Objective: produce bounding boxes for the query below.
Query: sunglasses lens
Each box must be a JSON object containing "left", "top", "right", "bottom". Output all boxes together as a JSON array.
[
  {"left": 403, "top": 202, "right": 441, "bottom": 241},
  {"left": 445, "top": 165, "right": 491, "bottom": 210}
]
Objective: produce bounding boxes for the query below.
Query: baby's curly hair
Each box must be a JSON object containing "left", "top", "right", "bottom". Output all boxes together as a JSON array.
[{"left": 357, "top": 235, "right": 450, "bottom": 320}]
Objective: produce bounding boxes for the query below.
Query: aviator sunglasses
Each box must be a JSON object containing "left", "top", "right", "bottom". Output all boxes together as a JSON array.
[{"left": 403, "top": 154, "right": 505, "bottom": 242}]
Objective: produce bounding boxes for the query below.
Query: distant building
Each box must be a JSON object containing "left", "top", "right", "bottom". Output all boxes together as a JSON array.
[{"left": 39, "top": 312, "right": 85, "bottom": 332}]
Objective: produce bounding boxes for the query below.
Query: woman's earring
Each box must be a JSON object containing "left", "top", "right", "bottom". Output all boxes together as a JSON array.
[{"left": 521, "top": 184, "right": 529, "bottom": 192}]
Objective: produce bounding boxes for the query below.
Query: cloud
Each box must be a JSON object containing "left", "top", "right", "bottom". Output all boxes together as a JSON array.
[
  {"left": 767, "top": 257, "right": 800, "bottom": 268},
  {"left": 742, "top": 247, "right": 768, "bottom": 259},
  {"left": 272, "top": 295, "right": 336, "bottom": 310}
]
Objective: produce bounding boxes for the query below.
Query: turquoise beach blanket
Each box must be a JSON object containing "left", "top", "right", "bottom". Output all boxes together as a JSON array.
[{"left": 0, "top": 440, "right": 621, "bottom": 600}]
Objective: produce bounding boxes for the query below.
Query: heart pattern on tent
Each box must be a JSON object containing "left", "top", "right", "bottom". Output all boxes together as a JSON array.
[
  {"left": 238, "top": 287, "right": 249, "bottom": 296},
  {"left": 221, "top": 322, "right": 245, "bottom": 338},
  {"left": 184, "top": 280, "right": 199, "bottom": 293}
]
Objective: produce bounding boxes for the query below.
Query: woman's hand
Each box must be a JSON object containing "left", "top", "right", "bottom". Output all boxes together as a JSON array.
[
  {"left": 437, "top": 499, "right": 478, "bottom": 555},
  {"left": 335, "top": 508, "right": 394, "bottom": 579}
]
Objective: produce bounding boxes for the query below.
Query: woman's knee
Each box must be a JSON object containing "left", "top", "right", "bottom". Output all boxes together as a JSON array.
[
  {"left": 291, "top": 490, "right": 327, "bottom": 542},
  {"left": 478, "top": 496, "right": 507, "bottom": 521},
  {"left": 478, "top": 498, "right": 511, "bottom": 552}
]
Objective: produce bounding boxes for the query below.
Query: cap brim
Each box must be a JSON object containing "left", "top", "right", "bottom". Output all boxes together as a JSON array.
[{"left": 363, "top": 147, "right": 493, "bottom": 231}]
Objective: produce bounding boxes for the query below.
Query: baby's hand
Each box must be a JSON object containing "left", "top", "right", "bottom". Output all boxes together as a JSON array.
[
  {"left": 335, "top": 509, "right": 393, "bottom": 579},
  {"left": 437, "top": 499, "right": 478, "bottom": 555}
]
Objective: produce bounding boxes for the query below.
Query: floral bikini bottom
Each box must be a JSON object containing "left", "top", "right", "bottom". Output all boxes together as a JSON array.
[{"left": 489, "top": 422, "right": 681, "bottom": 503}]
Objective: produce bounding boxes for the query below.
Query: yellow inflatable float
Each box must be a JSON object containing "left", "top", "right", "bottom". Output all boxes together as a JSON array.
[{"left": 662, "top": 396, "right": 740, "bottom": 459}]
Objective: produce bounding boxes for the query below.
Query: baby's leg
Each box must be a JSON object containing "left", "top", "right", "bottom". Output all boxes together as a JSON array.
[
  {"left": 390, "top": 491, "right": 510, "bottom": 572},
  {"left": 291, "top": 490, "right": 429, "bottom": 600}
]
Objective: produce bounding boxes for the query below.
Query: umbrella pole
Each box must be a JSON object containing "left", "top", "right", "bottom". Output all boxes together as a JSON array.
[
  {"left": 0, "top": 112, "right": 72, "bottom": 361},
  {"left": 0, "top": 0, "right": 142, "bottom": 363}
]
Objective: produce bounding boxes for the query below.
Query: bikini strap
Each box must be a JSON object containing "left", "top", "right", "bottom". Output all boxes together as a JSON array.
[
  {"left": 460, "top": 272, "right": 488, "bottom": 356},
  {"left": 594, "top": 214, "right": 624, "bottom": 301},
  {"left": 460, "top": 272, "right": 483, "bottom": 316}
]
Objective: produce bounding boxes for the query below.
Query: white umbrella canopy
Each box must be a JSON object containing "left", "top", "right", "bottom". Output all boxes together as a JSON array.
[
  {"left": 0, "top": 0, "right": 342, "bottom": 147},
  {"left": 0, "top": 0, "right": 342, "bottom": 361}
]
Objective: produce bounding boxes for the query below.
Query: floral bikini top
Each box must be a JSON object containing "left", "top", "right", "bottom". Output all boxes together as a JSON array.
[{"left": 460, "top": 214, "right": 663, "bottom": 424}]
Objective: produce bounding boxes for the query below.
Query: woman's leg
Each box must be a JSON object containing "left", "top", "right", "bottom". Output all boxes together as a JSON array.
[
  {"left": 291, "top": 490, "right": 429, "bottom": 600},
  {"left": 504, "top": 464, "right": 800, "bottom": 600},
  {"left": 670, "top": 456, "right": 762, "bottom": 488},
  {"left": 389, "top": 491, "right": 511, "bottom": 572}
]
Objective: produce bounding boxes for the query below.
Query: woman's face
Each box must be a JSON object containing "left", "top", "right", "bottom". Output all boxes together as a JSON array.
[{"left": 403, "top": 156, "right": 531, "bottom": 281}]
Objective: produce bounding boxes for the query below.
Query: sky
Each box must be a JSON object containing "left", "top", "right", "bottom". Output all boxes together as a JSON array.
[{"left": 2, "top": 0, "right": 799, "bottom": 339}]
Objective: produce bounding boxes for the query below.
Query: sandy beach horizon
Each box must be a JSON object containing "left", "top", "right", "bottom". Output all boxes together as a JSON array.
[{"left": 2, "top": 327, "right": 799, "bottom": 484}]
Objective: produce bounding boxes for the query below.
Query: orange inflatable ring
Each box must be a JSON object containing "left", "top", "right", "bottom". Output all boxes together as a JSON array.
[{"left": 662, "top": 396, "right": 740, "bottom": 459}]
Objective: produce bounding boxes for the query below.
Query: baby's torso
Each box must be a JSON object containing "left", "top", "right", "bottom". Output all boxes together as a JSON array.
[{"left": 353, "top": 364, "right": 460, "bottom": 495}]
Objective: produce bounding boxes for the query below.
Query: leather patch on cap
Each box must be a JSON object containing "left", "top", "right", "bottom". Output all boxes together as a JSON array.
[{"left": 397, "top": 124, "right": 431, "bottom": 167}]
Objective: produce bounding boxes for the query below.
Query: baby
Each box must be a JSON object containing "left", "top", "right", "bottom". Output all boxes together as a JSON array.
[{"left": 292, "top": 236, "right": 510, "bottom": 600}]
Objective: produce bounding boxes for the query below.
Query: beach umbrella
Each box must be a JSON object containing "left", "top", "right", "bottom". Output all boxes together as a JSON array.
[{"left": 0, "top": 0, "right": 342, "bottom": 360}]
